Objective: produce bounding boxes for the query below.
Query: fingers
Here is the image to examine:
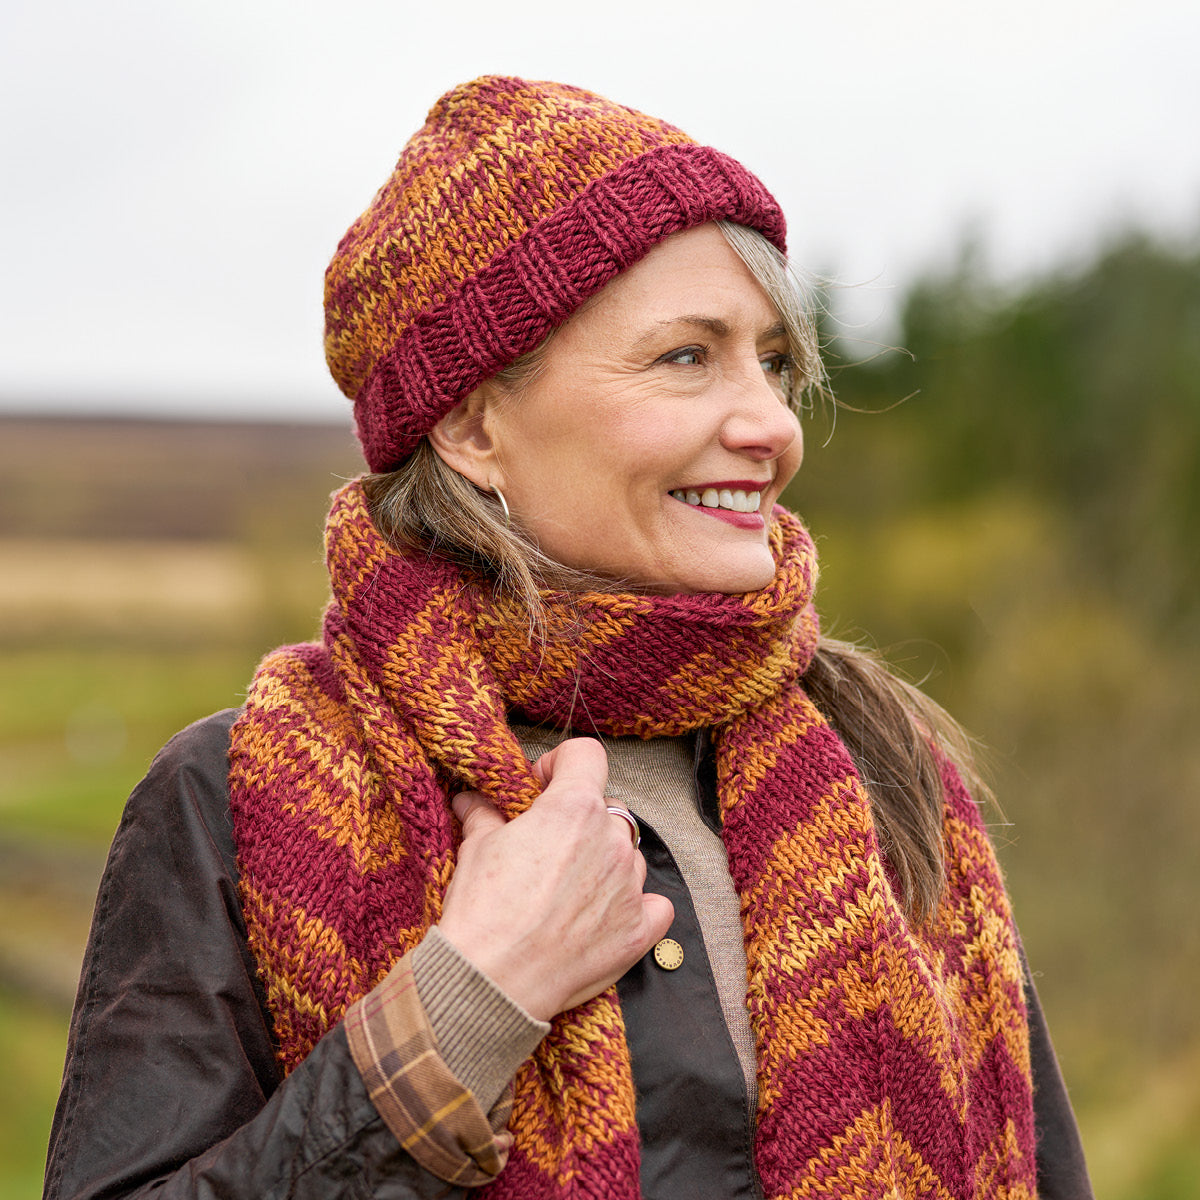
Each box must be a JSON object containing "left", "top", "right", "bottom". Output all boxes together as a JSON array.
[
  {"left": 605, "top": 805, "right": 640, "bottom": 848},
  {"left": 455, "top": 737, "right": 611, "bottom": 841},
  {"left": 452, "top": 790, "right": 505, "bottom": 839},
  {"left": 532, "top": 739, "right": 626, "bottom": 849},
  {"left": 531, "top": 736, "right": 608, "bottom": 793},
  {"left": 454, "top": 742, "right": 635, "bottom": 867},
  {"left": 555, "top": 894, "right": 678, "bottom": 1015},
  {"left": 642, "top": 893, "right": 675, "bottom": 944},
  {"left": 631, "top": 843, "right": 648, "bottom": 889}
]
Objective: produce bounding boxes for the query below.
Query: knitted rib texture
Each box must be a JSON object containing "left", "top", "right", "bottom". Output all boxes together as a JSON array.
[
  {"left": 228, "top": 481, "right": 1038, "bottom": 1199},
  {"left": 323, "top": 76, "right": 787, "bottom": 472}
]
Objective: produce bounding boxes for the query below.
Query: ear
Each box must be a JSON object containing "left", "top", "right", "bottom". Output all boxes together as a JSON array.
[{"left": 427, "top": 384, "right": 501, "bottom": 491}]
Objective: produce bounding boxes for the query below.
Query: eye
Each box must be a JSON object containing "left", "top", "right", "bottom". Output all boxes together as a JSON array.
[
  {"left": 660, "top": 345, "right": 706, "bottom": 366},
  {"left": 760, "top": 351, "right": 794, "bottom": 377}
]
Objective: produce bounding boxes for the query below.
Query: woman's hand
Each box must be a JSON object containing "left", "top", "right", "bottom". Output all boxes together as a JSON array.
[{"left": 437, "top": 737, "right": 674, "bottom": 1022}]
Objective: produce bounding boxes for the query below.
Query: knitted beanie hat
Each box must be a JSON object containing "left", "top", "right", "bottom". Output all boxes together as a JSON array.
[{"left": 324, "top": 76, "right": 788, "bottom": 472}]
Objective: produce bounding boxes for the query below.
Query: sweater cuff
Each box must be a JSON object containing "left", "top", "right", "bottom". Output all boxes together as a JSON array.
[
  {"left": 343, "top": 953, "right": 513, "bottom": 1186},
  {"left": 412, "top": 926, "right": 551, "bottom": 1111}
]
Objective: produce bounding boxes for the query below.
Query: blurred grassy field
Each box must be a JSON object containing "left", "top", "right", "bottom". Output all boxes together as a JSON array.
[{"left": 3, "top": 236, "right": 1199, "bottom": 1200}]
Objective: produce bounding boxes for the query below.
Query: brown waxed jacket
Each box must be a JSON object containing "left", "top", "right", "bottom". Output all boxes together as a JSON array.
[{"left": 44, "top": 711, "right": 1093, "bottom": 1200}]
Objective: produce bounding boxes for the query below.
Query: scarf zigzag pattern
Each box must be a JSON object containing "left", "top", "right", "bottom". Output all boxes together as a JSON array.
[{"left": 229, "top": 481, "right": 1037, "bottom": 1198}]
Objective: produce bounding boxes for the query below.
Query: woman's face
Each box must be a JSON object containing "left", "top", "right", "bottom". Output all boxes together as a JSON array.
[{"left": 436, "top": 223, "right": 804, "bottom": 594}]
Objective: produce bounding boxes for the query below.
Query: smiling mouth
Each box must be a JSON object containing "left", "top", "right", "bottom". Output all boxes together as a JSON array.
[{"left": 670, "top": 487, "right": 762, "bottom": 514}]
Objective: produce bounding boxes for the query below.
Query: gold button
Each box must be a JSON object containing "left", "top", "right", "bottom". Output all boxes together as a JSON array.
[{"left": 653, "top": 938, "right": 684, "bottom": 970}]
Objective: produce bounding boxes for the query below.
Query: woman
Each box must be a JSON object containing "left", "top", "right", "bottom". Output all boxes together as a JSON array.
[{"left": 45, "top": 77, "right": 1092, "bottom": 1199}]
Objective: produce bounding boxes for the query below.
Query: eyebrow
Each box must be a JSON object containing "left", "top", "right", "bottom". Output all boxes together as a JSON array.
[{"left": 632, "top": 315, "right": 788, "bottom": 349}]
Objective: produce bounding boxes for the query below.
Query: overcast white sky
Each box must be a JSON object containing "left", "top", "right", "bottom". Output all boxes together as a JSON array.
[{"left": 3, "top": 0, "right": 1198, "bottom": 420}]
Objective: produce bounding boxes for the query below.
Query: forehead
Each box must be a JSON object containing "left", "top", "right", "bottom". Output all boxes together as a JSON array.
[{"left": 558, "top": 223, "right": 780, "bottom": 341}]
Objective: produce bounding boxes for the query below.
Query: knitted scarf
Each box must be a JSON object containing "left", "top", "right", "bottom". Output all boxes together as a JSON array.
[{"left": 229, "top": 481, "right": 1037, "bottom": 1199}]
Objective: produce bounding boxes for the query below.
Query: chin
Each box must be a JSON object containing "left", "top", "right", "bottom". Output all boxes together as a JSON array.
[{"left": 677, "top": 550, "right": 778, "bottom": 596}]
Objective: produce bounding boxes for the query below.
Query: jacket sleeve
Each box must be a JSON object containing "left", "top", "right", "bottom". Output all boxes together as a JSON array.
[{"left": 43, "top": 711, "right": 473, "bottom": 1200}]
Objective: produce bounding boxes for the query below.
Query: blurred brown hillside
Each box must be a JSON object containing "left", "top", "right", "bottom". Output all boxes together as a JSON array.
[
  {"left": 0, "top": 417, "right": 362, "bottom": 647},
  {"left": 0, "top": 415, "right": 362, "bottom": 541}
]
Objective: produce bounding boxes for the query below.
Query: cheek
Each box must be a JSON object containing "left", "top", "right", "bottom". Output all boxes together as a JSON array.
[
  {"left": 537, "top": 407, "right": 672, "bottom": 494},
  {"left": 493, "top": 404, "right": 581, "bottom": 485},
  {"left": 493, "top": 406, "right": 628, "bottom": 536}
]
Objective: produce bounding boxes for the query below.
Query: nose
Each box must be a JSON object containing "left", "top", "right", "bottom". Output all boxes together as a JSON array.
[{"left": 719, "top": 365, "right": 802, "bottom": 464}]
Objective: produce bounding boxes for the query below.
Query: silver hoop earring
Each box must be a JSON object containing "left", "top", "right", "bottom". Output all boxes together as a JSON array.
[{"left": 489, "top": 485, "right": 511, "bottom": 529}]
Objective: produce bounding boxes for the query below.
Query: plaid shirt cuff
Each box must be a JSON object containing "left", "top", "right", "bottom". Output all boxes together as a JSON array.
[{"left": 344, "top": 955, "right": 514, "bottom": 1186}]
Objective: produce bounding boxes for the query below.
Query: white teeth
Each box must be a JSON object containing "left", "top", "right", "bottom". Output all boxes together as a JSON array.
[{"left": 671, "top": 488, "right": 763, "bottom": 513}]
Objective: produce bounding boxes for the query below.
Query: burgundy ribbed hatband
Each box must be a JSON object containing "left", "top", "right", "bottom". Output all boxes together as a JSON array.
[{"left": 324, "top": 76, "right": 787, "bottom": 473}]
